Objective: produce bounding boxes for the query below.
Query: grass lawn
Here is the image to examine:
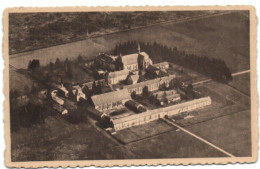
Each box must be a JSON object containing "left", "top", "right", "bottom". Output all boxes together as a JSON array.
[
  {"left": 124, "top": 128, "right": 227, "bottom": 158},
  {"left": 228, "top": 73, "right": 250, "bottom": 96},
  {"left": 172, "top": 81, "right": 250, "bottom": 127},
  {"left": 206, "top": 81, "right": 250, "bottom": 107},
  {"left": 114, "top": 120, "right": 175, "bottom": 144},
  {"left": 10, "top": 11, "right": 249, "bottom": 74},
  {"left": 186, "top": 110, "right": 251, "bottom": 157}
]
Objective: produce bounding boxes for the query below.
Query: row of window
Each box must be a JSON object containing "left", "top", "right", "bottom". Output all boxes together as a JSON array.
[
  {"left": 114, "top": 99, "right": 211, "bottom": 130},
  {"left": 96, "top": 101, "right": 123, "bottom": 111},
  {"left": 126, "top": 64, "right": 138, "bottom": 71}
]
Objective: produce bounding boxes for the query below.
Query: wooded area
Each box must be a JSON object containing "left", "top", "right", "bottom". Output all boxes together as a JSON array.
[{"left": 113, "top": 41, "right": 232, "bottom": 82}]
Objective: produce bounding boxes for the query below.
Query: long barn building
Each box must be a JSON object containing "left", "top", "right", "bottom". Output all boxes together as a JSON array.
[{"left": 111, "top": 96, "right": 211, "bottom": 131}]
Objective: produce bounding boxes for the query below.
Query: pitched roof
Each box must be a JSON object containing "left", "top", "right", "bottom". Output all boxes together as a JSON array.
[
  {"left": 121, "top": 52, "right": 150, "bottom": 66},
  {"left": 91, "top": 89, "right": 131, "bottom": 106},
  {"left": 153, "top": 89, "right": 177, "bottom": 97},
  {"left": 140, "top": 52, "right": 150, "bottom": 60},
  {"left": 122, "top": 53, "right": 139, "bottom": 65},
  {"left": 111, "top": 96, "right": 211, "bottom": 125},
  {"left": 124, "top": 75, "right": 175, "bottom": 90},
  {"left": 128, "top": 74, "right": 139, "bottom": 82},
  {"left": 108, "top": 69, "right": 129, "bottom": 78},
  {"left": 146, "top": 65, "right": 159, "bottom": 71}
]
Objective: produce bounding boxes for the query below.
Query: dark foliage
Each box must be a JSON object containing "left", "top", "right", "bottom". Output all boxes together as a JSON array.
[
  {"left": 10, "top": 102, "right": 51, "bottom": 132},
  {"left": 27, "top": 59, "right": 40, "bottom": 71},
  {"left": 113, "top": 41, "right": 232, "bottom": 83}
]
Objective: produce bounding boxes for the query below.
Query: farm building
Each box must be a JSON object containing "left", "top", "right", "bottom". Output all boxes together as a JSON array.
[
  {"left": 111, "top": 96, "right": 211, "bottom": 131},
  {"left": 91, "top": 89, "right": 131, "bottom": 111},
  {"left": 58, "top": 83, "right": 69, "bottom": 97},
  {"left": 152, "top": 89, "right": 181, "bottom": 105},
  {"left": 53, "top": 102, "right": 68, "bottom": 115},
  {"left": 51, "top": 90, "right": 64, "bottom": 105},
  {"left": 72, "top": 85, "right": 86, "bottom": 102}
]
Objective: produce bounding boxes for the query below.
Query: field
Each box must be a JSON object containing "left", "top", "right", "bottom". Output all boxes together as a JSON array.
[
  {"left": 10, "top": 11, "right": 251, "bottom": 160},
  {"left": 171, "top": 81, "right": 250, "bottom": 127},
  {"left": 11, "top": 115, "right": 134, "bottom": 161},
  {"left": 228, "top": 73, "right": 250, "bottom": 96},
  {"left": 186, "top": 110, "right": 251, "bottom": 157},
  {"left": 9, "top": 66, "right": 36, "bottom": 93},
  {"left": 115, "top": 120, "right": 176, "bottom": 144},
  {"left": 11, "top": 80, "right": 251, "bottom": 160},
  {"left": 9, "top": 11, "right": 213, "bottom": 54},
  {"left": 123, "top": 127, "right": 227, "bottom": 158},
  {"left": 10, "top": 11, "right": 249, "bottom": 73}
]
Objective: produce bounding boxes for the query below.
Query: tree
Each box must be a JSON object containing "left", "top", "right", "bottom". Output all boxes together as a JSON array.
[
  {"left": 78, "top": 55, "right": 84, "bottom": 63},
  {"left": 28, "top": 59, "right": 40, "bottom": 71},
  {"left": 55, "top": 58, "right": 62, "bottom": 68},
  {"left": 49, "top": 62, "right": 54, "bottom": 72},
  {"left": 142, "top": 86, "right": 150, "bottom": 97},
  {"left": 115, "top": 55, "right": 124, "bottom": 71}
]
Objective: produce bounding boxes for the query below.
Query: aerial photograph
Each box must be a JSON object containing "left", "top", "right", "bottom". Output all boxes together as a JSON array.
[{"left": 8, "top": 10, "right": 251, "bottom": 161}]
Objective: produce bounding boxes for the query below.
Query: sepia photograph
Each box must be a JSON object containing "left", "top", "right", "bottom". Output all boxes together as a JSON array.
[{"left": 3, "top": 6, "right": 257, "bottom": 167}]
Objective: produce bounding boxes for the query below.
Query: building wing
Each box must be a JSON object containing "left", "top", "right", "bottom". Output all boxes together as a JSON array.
[{"left": 91, "top": 89, "right": 131, "bottom": 107}]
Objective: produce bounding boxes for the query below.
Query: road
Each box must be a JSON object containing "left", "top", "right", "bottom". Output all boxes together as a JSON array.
[
  {"left": 192, "top": 69, "right": 250, "bottom": 86},
  {"left": 162, "top": 118, "right": 235, "bottom": 157}
]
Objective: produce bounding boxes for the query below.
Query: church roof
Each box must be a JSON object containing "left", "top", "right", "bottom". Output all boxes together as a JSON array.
[{"left": 122, "top": 52, "right": 150, "bottom": 66}]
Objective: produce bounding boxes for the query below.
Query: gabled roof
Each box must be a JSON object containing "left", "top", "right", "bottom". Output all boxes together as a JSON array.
[
  {"left": 146, "top": 65, "right": 159, "bottom": 71},
  {"left": 128, "top": 74, "right": 139, "bottom": 82},
  {"left": 108, "top": 69, "right": 129, "bottom": 78},
  {"left": 121, "top": 52, "right": 150, "bottom": 66},
  {"left": 122, "top": 53, "right": 139, "bottom": 65},
  {"left": 91, "top": 89, "right": 131, "bottom": 106},
  {"left": 140, "top": 52, "right": 150, "bottom": 60},
  {"left": 124, "top": 75, "right": 176, "bottom": 90},
  {"left": 111, "top": 96, "right": 211, "bottom": 125}
]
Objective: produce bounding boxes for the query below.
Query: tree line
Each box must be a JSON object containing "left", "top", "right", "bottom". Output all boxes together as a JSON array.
[{"left": 113, "top": 41, "right": 232, "bottom": 82}]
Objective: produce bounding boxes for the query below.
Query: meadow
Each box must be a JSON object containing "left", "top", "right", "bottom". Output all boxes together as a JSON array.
[
  {"left": 10, "top": 11, "right": 249, "bottom": 74},
  {"left": 228, "top": 73, "right": 250, "bottom": 96}
]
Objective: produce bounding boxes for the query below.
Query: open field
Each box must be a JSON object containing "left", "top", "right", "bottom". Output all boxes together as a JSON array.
[
  {"left": 9, "top": 66, "right": 36, "bottom": 93},
  {"left": 124, "top": 127, "right": 227, "bottom": 158},
  {"left": 186, "top": 110, "right": 251, "bottom": 157},
  {"left": 114, "top": 120, "right": 175, "bottom": 144},
  {"left": 9, "top": 11, "right": 214, "bottom": 54},
  {"left": 11, "top": 115, "right": 133, "bottom": 161},
  {"left": 162, "top": 11, "right": 249, "bottom": 72},
  {"left": 10, "top": 11, "right": 249, "bottom": 73},
  {"left": 172, "top": 81, "right": 250, "bottom": 127},
  {"left": 228, "top": 73, "right": 250, "bottom": 96}
]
